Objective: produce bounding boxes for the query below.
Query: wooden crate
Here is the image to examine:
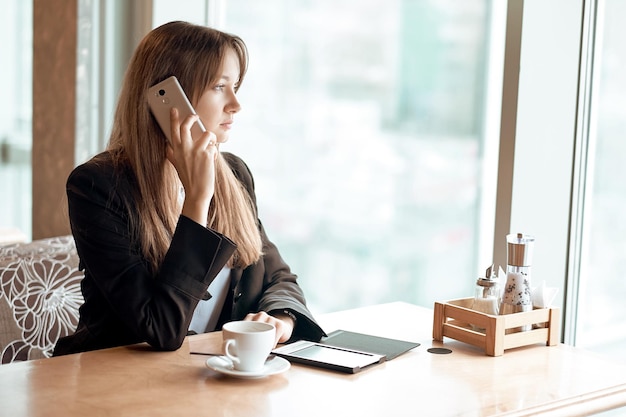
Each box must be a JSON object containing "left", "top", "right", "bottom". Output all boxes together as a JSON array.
[{"left": 433, "top": 297, "right": 560, "bottom": 356}]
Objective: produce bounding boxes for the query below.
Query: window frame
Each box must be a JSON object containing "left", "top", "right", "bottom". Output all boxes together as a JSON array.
[{"left": 505, "top": 0, "right": 586, "bottom": 344}]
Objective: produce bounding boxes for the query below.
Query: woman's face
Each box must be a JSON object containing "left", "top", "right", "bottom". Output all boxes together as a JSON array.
[{"left": 194, "top": 48, "right": 242, "bottom": 144}]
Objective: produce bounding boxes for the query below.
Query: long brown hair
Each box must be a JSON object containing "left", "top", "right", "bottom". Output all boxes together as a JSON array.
[{"left": 107, "top": 21, "right": 262, "bottom": 272}]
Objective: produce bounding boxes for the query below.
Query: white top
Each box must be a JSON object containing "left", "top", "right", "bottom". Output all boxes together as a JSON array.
[{"left": 188, "top": 267, "right": 231, "bottom": 334}]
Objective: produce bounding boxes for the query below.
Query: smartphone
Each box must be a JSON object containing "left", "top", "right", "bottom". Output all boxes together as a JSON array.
[{"left": 147, "top": 76, "right": 206, "bottom": 142}]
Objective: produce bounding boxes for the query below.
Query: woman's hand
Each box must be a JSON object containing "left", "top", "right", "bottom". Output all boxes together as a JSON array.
[
  {"left": 244, "top": 311, "right": 295, "bottom": 346},
  {"left": 165, "top": 108, "right": 219, "bottom": 226}
]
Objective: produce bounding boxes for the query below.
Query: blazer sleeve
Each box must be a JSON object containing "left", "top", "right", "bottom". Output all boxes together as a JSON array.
[
  {"left": 223, "top": 153, "right": 326, "bottom": 342},
  {"left": 67, "top": 156, "right": 236, "bottom": 351}
]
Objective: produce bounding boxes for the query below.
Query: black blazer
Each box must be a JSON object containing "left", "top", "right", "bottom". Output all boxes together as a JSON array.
[{"left": 53, "top": 151, "right": 325, "bottom": 356}]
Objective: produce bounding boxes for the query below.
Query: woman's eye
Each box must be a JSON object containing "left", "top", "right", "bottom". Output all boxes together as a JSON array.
[{"left": 214, "top": 84, "right": 225, "bottom": 91}]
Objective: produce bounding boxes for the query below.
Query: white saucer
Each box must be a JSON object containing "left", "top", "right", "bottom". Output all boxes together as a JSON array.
[{"left": 205, "top": 355, "right": 290, "bottom": 379}]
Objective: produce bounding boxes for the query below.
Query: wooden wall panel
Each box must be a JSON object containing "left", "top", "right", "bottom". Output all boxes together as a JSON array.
[{"left": 32, "top": 0, "right": 77, "bottom": 239}]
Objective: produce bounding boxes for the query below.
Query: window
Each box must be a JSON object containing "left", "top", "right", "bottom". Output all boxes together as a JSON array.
[
  {"left": 0, "top": 0, "right": 32, "bottom": 241},
  {"left": 574, "top": 0, "right": 626, "bottom": 362},
  {"left": 154, "top": 0, "right": 501, "bottom": 314}
]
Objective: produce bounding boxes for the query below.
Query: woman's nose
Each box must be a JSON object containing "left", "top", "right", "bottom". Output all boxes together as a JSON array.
[{"left": 226, "top": 93, "right": 241, "bottom": 113}]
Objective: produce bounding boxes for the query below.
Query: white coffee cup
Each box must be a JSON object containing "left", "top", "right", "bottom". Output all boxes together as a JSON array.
[{"left": 222, "top": 321, "right": 276, "bottom": 372}]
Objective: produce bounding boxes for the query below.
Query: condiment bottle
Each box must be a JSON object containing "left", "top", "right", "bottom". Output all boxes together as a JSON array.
[
  {"left": 472, "top": 265, "right": 500, "bottom": 316},
  {"left": 500, "top": 233, "right": 534, "bottom": 331}
]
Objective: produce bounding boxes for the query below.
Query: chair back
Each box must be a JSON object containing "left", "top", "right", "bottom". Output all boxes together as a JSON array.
[{"left": 0, "top": 236, "right": 84, "bottom": 364}]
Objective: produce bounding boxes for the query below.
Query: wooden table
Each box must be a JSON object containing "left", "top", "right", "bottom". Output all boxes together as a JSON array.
[{"left": 1, "top": 302, "right": 625, "bottom": 416}]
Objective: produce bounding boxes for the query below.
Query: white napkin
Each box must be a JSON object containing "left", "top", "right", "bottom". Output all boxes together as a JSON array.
[{"left": 531, "top": 281, "right": 558, "bottom": 308}]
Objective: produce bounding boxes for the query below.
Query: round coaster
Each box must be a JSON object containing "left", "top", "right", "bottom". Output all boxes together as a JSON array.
[{"left": 427, "top": 347, "right": 452, "bottom": 354}]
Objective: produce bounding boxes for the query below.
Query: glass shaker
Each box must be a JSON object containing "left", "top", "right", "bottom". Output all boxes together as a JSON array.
[{"left": 472, "top": 264, "right": 500, "bottom": 315}]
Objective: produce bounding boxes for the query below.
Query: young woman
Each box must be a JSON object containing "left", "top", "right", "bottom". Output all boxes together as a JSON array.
[{"left": 53, "top": 21, "right": 325, "bottom": 356}]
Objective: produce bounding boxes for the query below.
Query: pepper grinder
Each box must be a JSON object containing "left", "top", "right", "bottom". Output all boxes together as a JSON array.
[{"left": 500, "top": 233, "right": 534, "bottom": 331}]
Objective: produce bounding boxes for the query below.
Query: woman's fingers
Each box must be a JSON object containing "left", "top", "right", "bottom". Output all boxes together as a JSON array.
[
  {"left": 169, "top": 107, "right": 182, "bottom": 144},
  {"left": 169, "top": 107, "right": 218, "bottom": 153},
  {"left": 167, "top": 107, "right": 218, "bottom": 219},
  {"left": 243, "top": 311, "right": 294, "bottom": 345},
  {"left": 196, "top": 130, "right": 218, "bottom": 150}
]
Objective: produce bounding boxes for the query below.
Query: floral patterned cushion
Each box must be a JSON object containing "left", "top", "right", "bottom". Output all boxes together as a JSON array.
[{"left": 0, "top": 236, "right": 84, "bottom": 364}]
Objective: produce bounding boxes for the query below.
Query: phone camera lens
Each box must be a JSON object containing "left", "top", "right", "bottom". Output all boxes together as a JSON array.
[{"left": 158, "top": 89, "right": 165, "bottom": 96}]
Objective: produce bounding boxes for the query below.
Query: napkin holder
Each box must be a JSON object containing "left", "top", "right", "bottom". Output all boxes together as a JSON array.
[{"left": 432, "top": 298, "right": 560, "bottom": 356}]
